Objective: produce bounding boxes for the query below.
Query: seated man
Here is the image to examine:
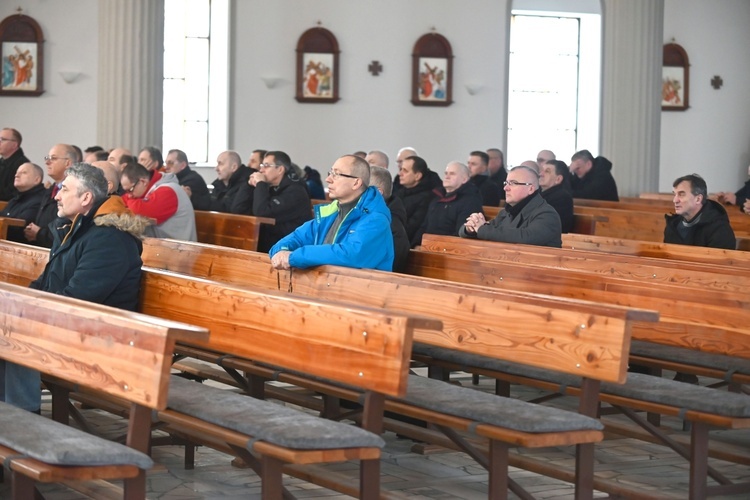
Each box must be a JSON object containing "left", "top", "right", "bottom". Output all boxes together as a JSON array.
[
  {"left": 460, "top": 165, "right": 562, "bottom": 248},
  {"left": 395, "top": 155, "right": 437, "bottom": 242},
  {"left": 121, "top": 163, "right": 197, "bottom": 241},
  {"left": 164, "top": 149, "right": 211, "bottom": 211},
  {"left": 211, "top": 150, "right": 251, "bottom": 212},
  {"left": 539, "top": 160, "right": 574, "bottom": 233},
  {"left": 2, "top": 163, "right": 146, "bottom": 412},
  {"left": 665, "top": 173, "right": 735, "bottom": 249},
  {"left": 0, "top": 127, "right": 30, "bottom": 201},
  {"left": 1, "top": 162, "right": 45, "bottom": 242},
  {"left": 467, "top": 150, "right": 502, "bottom": 206},
  {"left": 369, "top": 166, "right": 410, "bottom": 273},
  {"left": 716, "top": 163, "right": 750, "bottom": 213},
  {"left": 486, "top": 147, "right": 507, "bottom": 189},
  {"left": 569, "top": 149, "right": 619, "bottom": 201},
  {"left": 91, "top": 160, "right": 121, "bottom": 195},
  {"left": 412, "top": 161, "right": 483, "bottom": 247},
  {"left": 248, "top": 150, "right": 312, "bottom": 252},
  {"left": 269, "top": 155, "right": 393, "bottom": 271}
]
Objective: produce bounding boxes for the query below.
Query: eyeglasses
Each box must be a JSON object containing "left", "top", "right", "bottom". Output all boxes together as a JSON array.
[
  {"left": 127, "top": 179, "right": 144, "bottom": 193},
  {"left": 259, "top": 163, "right": 282, "bottom": 169},
  {"left": 328, "top": 170, "right": 358, "bottom": 180},
  {"left": 504, "top": 180, "right": 533, "bottom": 187},
  {"left": 0, "top": 137, "right": 18, "bottom": 143},
  {"left": 44, "top": 155, "right": 69, "bottom": 162}
]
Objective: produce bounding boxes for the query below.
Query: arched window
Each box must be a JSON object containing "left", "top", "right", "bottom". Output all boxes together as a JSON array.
[{"left": 507, "top": 1, "right": 601, "bottom": 166}]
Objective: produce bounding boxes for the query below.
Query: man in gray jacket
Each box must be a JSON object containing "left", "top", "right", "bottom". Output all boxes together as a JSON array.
[{"left": 459, "top": 165, "right": 562, "bottom": 247}]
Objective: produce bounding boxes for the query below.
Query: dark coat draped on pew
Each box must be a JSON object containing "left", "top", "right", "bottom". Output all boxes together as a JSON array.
[{"left": 663, "top": 199, "right": 736, "bottom": 250}]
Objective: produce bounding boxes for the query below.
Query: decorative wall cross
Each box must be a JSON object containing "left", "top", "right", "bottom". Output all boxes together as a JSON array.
[
  {"left": 711, "top": 75, "right": 723, "bottom": 89},
  {"left": 368, "top": 60, "right": 383, "bottom": 76}
]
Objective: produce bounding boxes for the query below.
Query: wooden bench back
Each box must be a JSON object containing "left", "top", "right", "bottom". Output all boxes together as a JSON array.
[
  {"left": 562, "top": 233, "right": 750, "bottom": 268},
  {"left": 138, "top": 238, "right": 647, "bottom": 384},
  {"left": 0, "top": 281, "right": 208, "bottom": 409},
  {"left": 0, "top": 216, "right": 26, "bottom": 240},
  {"left": 194, "top": 210, "right": 275, "bottom": 251},
  {"left": 419, "top": 234, "right": 750, "bottom": 294},
  {"left": 139, "top": 268, "right": 431, "bottom": 397}
]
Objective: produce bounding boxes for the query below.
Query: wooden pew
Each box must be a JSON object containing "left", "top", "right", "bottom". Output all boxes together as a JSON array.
[
  {"left": 194, "top": 210, "right": 274, "bottom": 251},
  {"left": 420, "top": 234, "right": 750, "bottom": 295},
  {"left": 0, "top": 240, "right": 626, "bottom": 499},
  {"left": 0, "top": 216, "right": 25, "bottom": 240},
  {"left": 0, "top": 282, "right": 208, "bottom": 500},
  {"left": 481, "top": 206, "right": 604, "bottom": 235},
  {"left": 562, "top": 233, "right": 750, "bottom": 268}
]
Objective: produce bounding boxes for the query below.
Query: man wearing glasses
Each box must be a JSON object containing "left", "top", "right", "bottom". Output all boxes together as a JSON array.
[
  {"left": 24, "top": 144, "right": 77, "bottom": 247},
  {"left": 0, "top": 127, "right": 30, "bottom": 201},
  {"left": 269, "top": 155, "right": 393, "bottom": 271},
  {"left": 460, "top": 165, "right": 562, "bottom": 247}
]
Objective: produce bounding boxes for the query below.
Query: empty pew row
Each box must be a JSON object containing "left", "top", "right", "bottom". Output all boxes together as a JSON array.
[
  {"left": 140, "top": 239, "right": 750, "bottom": 498},
  {"left": 562, "top": 233, "right": 750, "bottom": 268},
  {"left": 0, "top": 243, "right": 442, "bottom": 498},
  {"left": 0, "top": 282, "right": 208, "bottom": 500},
  {"left": 0, "top": 241, "right": 625, "bottom": 500}
]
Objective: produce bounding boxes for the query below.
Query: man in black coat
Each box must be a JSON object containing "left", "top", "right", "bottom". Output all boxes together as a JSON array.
[
  {"left": 664, "top": 174, "right": 735, "bottom": 249},
  {"left": 412, "top": 161, "right": 484, "bottom": 247},
  {"left": 370, "top": 166, "right": 410, "bottom": 273},
  {"left": 394, "top": 155, "right": 438, "bottom": 242},
  {"left": 467, "top": 151, "right": 502, "bottom": 207},
  {"left": 165, "top": 149, "right": 211, "bottom": 211},
  {"left": 0, "top": 127, "right": 30, "bottom": 201},
  {"left": 1, "top": 162, "right": 45, "bottom": 242},
  {"left": 569, "top": 149, "right": 619, "bottom": 201},
  {"left": 539, "top": 160, "right": 574, "bottom": 233},
  {"left": 210, "top": 150, "right": 251, "bottom": 212}
]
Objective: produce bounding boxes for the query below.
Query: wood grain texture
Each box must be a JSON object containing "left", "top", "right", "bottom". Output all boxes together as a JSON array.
[
  {"left": 0, "top": 282, "right": 207, "bottom": 409},
  {"left": 194, "top": 210, "right": 274, "bottom": 251}
]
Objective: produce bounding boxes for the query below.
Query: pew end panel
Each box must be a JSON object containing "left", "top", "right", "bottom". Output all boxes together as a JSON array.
[
  {"left": 0, "top": 216, "right": 26, "bottom": 240},
  {"left": 194, "top": 210, "right": 275, "bottom": 251}
]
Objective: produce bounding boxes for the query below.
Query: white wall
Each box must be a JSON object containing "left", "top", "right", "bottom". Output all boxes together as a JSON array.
[
  {"left": 1, "top": 1, "right": 98, "bottom": 177},
  {"left": 230, "top": 0, "right": 510, "bottom": 180},
  {"left": 660, "top": 0, "right": 750, "bottom": 193}
]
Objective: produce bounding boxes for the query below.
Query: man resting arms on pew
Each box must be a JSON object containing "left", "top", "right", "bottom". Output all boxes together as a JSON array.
[
  {"left": 459, "top": 164, "right": 562, "bottom": 247},
  {"left": 0, "top": 163, "right": 148, "bottom": 413},
  {"left": 269, "top": 155, "right": 394, "bottom": 271},
  {"left": 664, "top": 173, "right": 735, "bottom": 250}
]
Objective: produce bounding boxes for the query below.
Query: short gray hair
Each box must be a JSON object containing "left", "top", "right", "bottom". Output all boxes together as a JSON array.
[
  {"left": 369, "top": 166, "right": 393, "bottom": 198},
  {"left": 66, "top": 163, "right": 109, "bottom": 202}
]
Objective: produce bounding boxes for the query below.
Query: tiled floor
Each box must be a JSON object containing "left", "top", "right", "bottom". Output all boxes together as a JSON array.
[{"left": 2, "top": 371, "right": 749, "bottom": 499}]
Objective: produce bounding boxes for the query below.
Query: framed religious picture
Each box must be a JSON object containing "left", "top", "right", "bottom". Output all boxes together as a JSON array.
[
  {"left": 0, "top": 13, "right": 45, "bottom": 96},
  {"left": 411, "top": 32, "right": 453, "bottom": 107},
  {"left": 295, "top": 26, "right": 339, "bottom": 103},
  {"left": 662, "top": 42, "right": 689, "bottom": 111}
]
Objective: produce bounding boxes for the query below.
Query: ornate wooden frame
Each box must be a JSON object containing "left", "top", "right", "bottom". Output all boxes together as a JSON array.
[
  {"left": 411, "top": 32, "right": 453, "bottom": 107},
  {"left": 662, "top": 43, "right": 689, "bottom": 111},
  {"left": 0, "top": 13, "right": 45, "bottom": 96},
  {"left": 295, "top": 27, "right": 339, "bottom": 104}
]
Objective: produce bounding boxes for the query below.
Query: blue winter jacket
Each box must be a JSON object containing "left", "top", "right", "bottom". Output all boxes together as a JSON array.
[{"left": 269, "top": 186, "right": 394, "bottom": 271}]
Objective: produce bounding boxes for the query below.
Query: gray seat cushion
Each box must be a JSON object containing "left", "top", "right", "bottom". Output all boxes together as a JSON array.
[
  {"left": 630, "top": 340, "right": 750, "bottom": 376},
  {"left": 0, "top": 402, "right": 153, "bottom": 469},
  {"left": 414, "top": 343, "right": 750, "bottom": 418},
  {"left": 167, "top": 375, "right": 384, "bottom": 450},
  {"left": 399, "top": 375, "right": 603, "bottom": 433}
]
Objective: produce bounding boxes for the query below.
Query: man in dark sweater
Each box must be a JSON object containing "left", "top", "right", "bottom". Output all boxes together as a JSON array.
[
  {"left": 165, "top": 149, "right": 211, "bottom": 211},
  {"left": 0, "top": 127, "right": 30, "bottom": 201}
]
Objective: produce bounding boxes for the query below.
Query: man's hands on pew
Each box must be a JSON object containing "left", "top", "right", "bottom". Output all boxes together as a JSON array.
[
  {"left": 464, "top": 212, "right": 487, "bottom": 234},
  {"left": 271, "top": 250, "right": 292, "bottom": 269}
]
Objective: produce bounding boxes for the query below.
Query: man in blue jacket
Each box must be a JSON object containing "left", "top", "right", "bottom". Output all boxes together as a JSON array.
[{"left": 270, "top": 155, "right": 394, "bottom": 271}]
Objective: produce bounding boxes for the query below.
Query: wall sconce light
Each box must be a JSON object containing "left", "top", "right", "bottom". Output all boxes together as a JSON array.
[
  {"left": 261, "top": 77, "right": 286, "bottom": 89},
  {"left": 465, "top": 83, "right": 483, "bottom": 96},
  {"left": 59, "top": 71, "right": 82, "bottom": 84}
]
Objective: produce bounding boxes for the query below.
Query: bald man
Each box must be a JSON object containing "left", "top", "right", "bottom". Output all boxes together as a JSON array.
[
  {"left": 1, "top": 162, "right": 45, "bottom": 242},
  {"left": 91, "top": 160, "right": 120, "bottom": 194},
  {"left": 460, "top": 165, "right": 562, "bottom": 247}
]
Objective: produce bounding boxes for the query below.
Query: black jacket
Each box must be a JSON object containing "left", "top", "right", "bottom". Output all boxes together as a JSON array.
[
  {"left": 394, "top": 178, "right": 437, "bottom": 242},
  {"left": 541, "top": 183, "right": 574, "bottom": 233},
  {"left": 0, "top": 147, "right": 30, "bottom": 201},
  {"left": 29, "top": 196, "right": 145, "bottom": 311},
  {"left": 2, "top": 183, "right": 45, "bottom": 242},
  {"left": 664, "top": 200, "right": 736, "bottom": 250},
  {"left": 489, "top": 169, "right": 508, "bottom": 197},
  {"left": 210, "top": 165, "right": 251, "bottom": 213},
  {"left": 734, "top": 179, "right": 750, "bottom": 213},
  {"left": 471, "top": 175, "right": 502, "bottom": 207},
  {"left": 32, "top": 185, "right": 64, "bottom": 248},
  {"left": 570, "top": 156, "right": 619, "bottom": 201},
  {"left": 412, "top": 181, "right": 484, "bottom": 247},
  {"left": 252, "top": 175, "right": 312, "bottom": 253},
  {"left": 177, "top": 166, "right": 211, "bottom": 211},
  {"left": 387, "top": 195, "right": 410, "bottom": 273}
]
